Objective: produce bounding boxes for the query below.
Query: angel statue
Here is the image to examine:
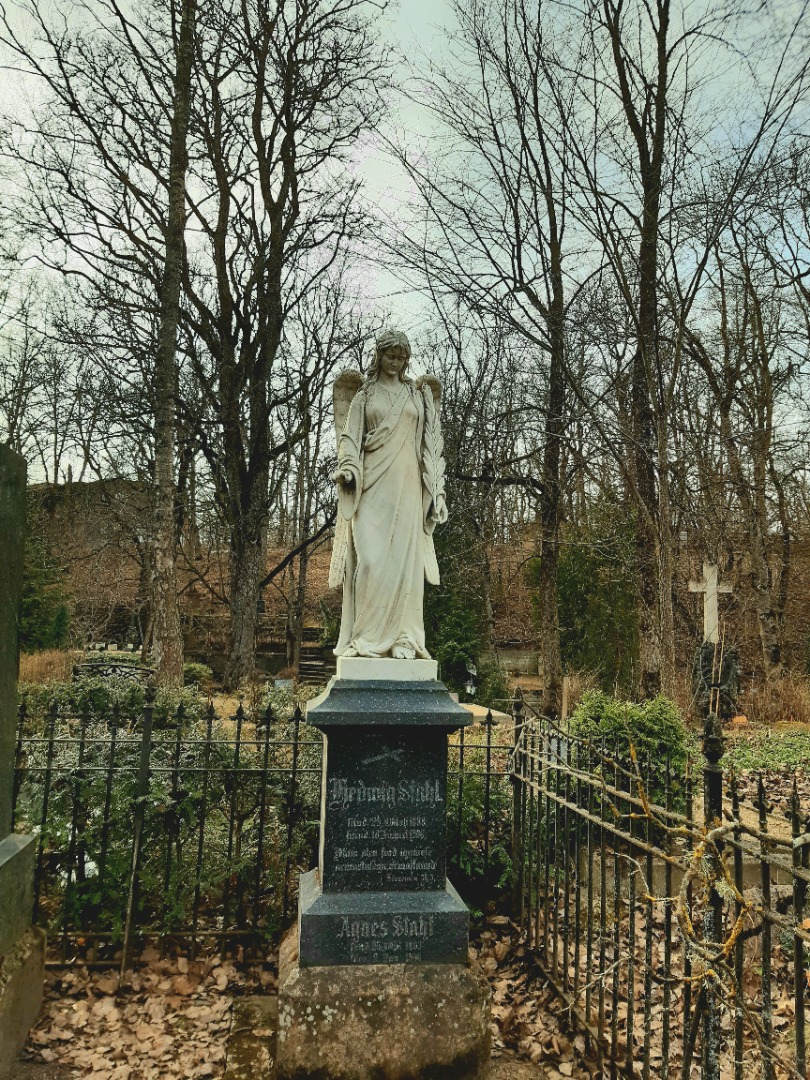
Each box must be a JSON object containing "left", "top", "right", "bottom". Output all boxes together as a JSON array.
[{"left": 328, "top": 330, "right": 448, "bottom": 660}]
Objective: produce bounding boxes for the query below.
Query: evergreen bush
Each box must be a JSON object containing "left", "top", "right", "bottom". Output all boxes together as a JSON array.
[
  {"left": 568, "top": 690, "right": 691, "bottom": 807},
  {"left": 183, "top": 662, "right": 214, "bottom": 688},
  {"left": 19, "top": 676, "right": 208, "bottom": 727},
  {"left": 475, "top": 656, "right": 510, "bottom": 711},
  {"left": 527, "top": 504, "right": 638, "bottom": 694}
]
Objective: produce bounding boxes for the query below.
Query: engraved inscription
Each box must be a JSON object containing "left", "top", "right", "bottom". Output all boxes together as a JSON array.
[
  {"left": 321, "top": 733, "right": 449, "bottom": 891},
  {"left": 327, "top": 778, "right": 442, "bottom": 810},
  {"left": 330, "top": 808, "right": 441, "bottom": 886},
  {"left": 335, "top": 914, "right": 434, "bottom": 964}
]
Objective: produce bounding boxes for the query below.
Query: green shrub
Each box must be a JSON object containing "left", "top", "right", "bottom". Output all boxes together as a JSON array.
[
  {"left": 527, "top": 505, "right": 638, "bottom": 695},
  {"left": 475, "top": 656, "right": 510, "bottom": 711},
  {"left": 318, "top": 598, "right": 341, "bottom": 647},
  {"left": 183, "top": 662, "right": 214, "bottom": 688},
  {"left": 568, "top": 690, "right": 690, "bottom": 807},
  {"left": 13, "top": 701, "right": 323, "bottom": 946},
  {"left": 19, "top": 676, "right": 208, "bottom": 728},
  {"left": 430, "top": 604, "right": 482, "bottom": 693},
  {"left": 446, "top": 736, "right": 513, "bottom": 914}
]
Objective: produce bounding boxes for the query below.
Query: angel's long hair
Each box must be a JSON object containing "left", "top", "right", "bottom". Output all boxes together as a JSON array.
[{"left": 366, "top": 330, "right": 412, "bottom": 384}]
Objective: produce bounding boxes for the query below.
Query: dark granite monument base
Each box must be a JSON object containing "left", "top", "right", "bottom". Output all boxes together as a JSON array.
[
  {"left": 276, "top": 929, "right": 491, "bottom": 1080},
  {"left": 0, "top": 927, "right": 45, "bottom": 1076},
  {"left": 298, "top": 868, "right": 469, "bottom": 966}
]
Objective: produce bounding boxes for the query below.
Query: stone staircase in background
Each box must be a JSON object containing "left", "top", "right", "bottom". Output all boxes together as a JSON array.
[{"left": 297, "top": 626, "right": 336, "bottom": 686}]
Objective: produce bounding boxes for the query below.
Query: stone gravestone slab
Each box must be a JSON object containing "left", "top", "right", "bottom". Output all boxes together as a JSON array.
[
  {"left": 297, "top": 659, "right": 471, "bottom": 968},
  {"left": 0, "top": 445, "right": 45, "bottom": 1075},
  {"left": 277, "top": 658, "right": 491, "bottom": 1079}
]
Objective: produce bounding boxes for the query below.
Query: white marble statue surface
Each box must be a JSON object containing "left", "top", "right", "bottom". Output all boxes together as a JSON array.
[{"left": 328, "top": 330, "right": 448, "bottom": 660}]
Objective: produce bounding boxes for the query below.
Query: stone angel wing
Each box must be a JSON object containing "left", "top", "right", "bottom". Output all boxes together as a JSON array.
[
  {"left": 329, "top": 369, "right": 364, "bottom": 589},
  {"left": 416, "top": 374, "right": 446, "bottom": 585},
  {"left": 416, "top": 374, "right": 441, "bottom": 409},
  {"left": 333, "top": 369, "right": 364, "bottom": 444},
  {"left": 416, "top": 376, "right": 444, "bottom": 499}
]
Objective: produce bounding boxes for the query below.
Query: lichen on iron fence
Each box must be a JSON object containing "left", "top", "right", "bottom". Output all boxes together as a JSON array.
[{"left": 510, "top": 693, "right": 810, "bottom": 1080}]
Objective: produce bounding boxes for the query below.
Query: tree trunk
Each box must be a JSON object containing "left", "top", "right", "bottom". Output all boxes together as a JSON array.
[
  {"left": 657, "top": 421, "right": 677, "bottom": 696},
  {"left": 721, "top": 410, "right": 784, "bottom": 678},
  {"left": 750, "top": 533, "right": 783, "bottom": 675},
  {"left": 603, "top": 0, "right": 671, "bottom": 698},
  {"left": 535, "top": 320, "right": 565, "bottom": 719},
  {"left": 226, "top": 531, "right": 264, "bottom": 688},
  {"left": 150, "top": 0, "right": 196, "bottom": 687},
  {"left": 633, "top": 271, "right": 665, "bottom": 701}
]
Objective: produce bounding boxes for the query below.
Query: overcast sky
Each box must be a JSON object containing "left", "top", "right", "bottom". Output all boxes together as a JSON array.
[
  {"left": 0, "top": 0, "right": 455, "bottom": 348},
  {"left": 352, "top": 0, "right": 454, "bottom": 342},
  {"left": 2, "top": 0, "right": 807, "bottom": 352}
]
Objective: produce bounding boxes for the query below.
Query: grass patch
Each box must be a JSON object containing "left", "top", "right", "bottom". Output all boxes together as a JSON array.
[
  {"left": 724, "top": 729, "right": 810, "bottom": 772},
  {"left": 19, "top": 649, "right": 79, "bottom": 684}
]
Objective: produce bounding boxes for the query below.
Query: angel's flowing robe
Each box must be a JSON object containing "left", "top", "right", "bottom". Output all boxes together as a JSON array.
[{"left": 329, "top": 379, "right": 445, "bottom": 659}]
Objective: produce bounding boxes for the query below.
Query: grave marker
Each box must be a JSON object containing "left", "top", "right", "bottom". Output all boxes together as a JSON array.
[
  {"left": 689, "top": 561, "right": 732, "bottom": 644},
  {"left": 276, "top": 656, "right": 491, "bottom": 1078},
  {"left": 0, "top": 445, "right": 44, "bottom": 1073},
  {"left": 273, "top": 347, "right": 490, "bottom": 1079}
]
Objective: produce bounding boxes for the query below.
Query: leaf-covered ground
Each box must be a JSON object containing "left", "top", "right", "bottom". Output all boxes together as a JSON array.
[
  {"left": 21, "top": 952, "right": 273, "bottom": 1080},
  {"left": 473, "top": 916, "right": 598, "bottom": 1079},
  {"left": 15, "top": 919, "right": 598, "bottom": 1080}
]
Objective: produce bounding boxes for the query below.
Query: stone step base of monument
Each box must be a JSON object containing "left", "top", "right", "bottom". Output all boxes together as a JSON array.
[
  {"left": 0, "top": 928, "right": 45, "bottom": 1075},
  {"left": 298, "top": 869, "right": 469, "bottom": 967},
  {"left": 272, "top": 928, "right": 491, "bottom": 1080}
]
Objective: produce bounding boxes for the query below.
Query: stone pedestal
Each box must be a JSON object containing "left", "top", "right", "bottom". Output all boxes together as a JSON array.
[
  {"left": 276, "top": 931, "right": 490, "bottom": 1080},
  {"left": 0, "top": 446, "right": 44, "bottom": 1075},
  {"left": 277, "top": 658, "right": 490, "bottom": 1079}
]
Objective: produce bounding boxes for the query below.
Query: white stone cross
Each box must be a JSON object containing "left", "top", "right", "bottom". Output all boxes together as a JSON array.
[{"left": 688, "top": 561, "right": 732, "bottom": 644}]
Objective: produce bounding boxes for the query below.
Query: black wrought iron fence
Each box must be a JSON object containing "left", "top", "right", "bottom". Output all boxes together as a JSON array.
[
  {"left": 510, "top": 692, "right": 810, "bottom": 1080},
  {"left": 16, "top": 680, "right": 806, "bottom": 1078},
  {"left": 11, "top": 691, "right": 323, "bottom": 966},
  {"left": 10, "top": 690, "right": 512, "bottom": 966}
]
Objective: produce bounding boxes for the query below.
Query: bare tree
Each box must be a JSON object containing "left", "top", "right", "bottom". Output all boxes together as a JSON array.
[
  {"left": 683, "top": 214, "right": 809, "bottom": 676},
  {"left": 386, "top": 0, "right": 576, "bottom": 714},
  {"left": 543, "top": 0, "right": 810, "bottom": 695},
  {"left": 179, "top": 0, "right": 386, "bottom": 686},
  {"left": 149, "top": 0, "right": 196, "bottom": 685},
  {"left": 2, "top": 0, "right": 388, "bottom": 686}
]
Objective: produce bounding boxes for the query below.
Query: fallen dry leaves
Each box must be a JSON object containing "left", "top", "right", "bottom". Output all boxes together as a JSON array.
[
  {"left": 23, "top": 906, "right": 804, "bottom": 1080},
  {"left": 26, "top": 928, "right": 600, "bottom": 1080},
  {"left": 22, "top": 950, "right": 277, "bottom": 1080},
  {"left": 471, "top": 916, "right": 599, "bottom": 1080}
]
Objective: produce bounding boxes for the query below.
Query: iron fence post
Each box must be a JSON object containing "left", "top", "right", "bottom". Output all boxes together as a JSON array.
[
  {"left": 283, "top": 705, "right": 302, "bottom": 921},
  {"left": 121, "top": 683, "right": 156, "bottom": 976},
  {"left": 511, "top": 687, "right": 524, "bottom": 918},
  {"left": 483, "top": 709, "right": 493, "bottom": 873},
  {"left": 791, "top": 778, "right": 807, "bottom": 1079},
  {"left": 702, "top": 713, "right": 724, "bottom": 1080},
  {"left": 11, "top": 701, "right": 26, "bottom": 825}
]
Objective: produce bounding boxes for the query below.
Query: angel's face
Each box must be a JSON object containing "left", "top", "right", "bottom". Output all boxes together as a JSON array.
[{"left": 379, "top": 346, "right": 407, "bottom": 380}]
